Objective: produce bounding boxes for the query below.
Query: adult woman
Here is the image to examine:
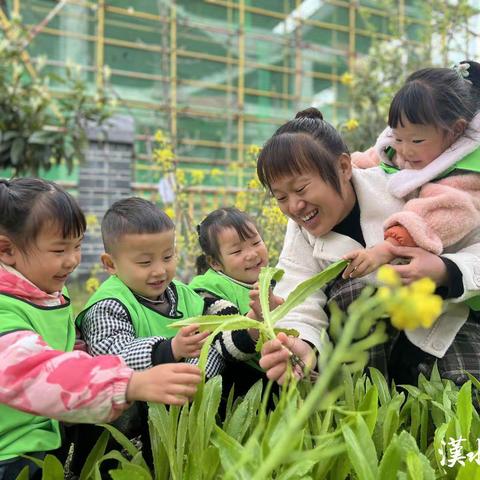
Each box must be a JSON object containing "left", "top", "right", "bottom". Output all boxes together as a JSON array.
[{"left": 257, "top": 108, "right": 480, "bottom": 385}]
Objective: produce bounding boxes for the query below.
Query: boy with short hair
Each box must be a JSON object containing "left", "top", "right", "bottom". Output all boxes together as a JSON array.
[{"left": 77, "top": 197, "right": 223, "bottom": 376}]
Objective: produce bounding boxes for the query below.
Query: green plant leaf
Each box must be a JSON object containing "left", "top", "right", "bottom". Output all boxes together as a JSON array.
[
  {"left": 99, "top": 424, "right": 141, "bottom": 460},
  {"left": 258, "top": 266, "right": 284, "bottom": 330},
  {"left": 14, "top": 466, "right": 30, "bottom": 480},
  {"left": 79, "top": 429, "right": 110, "bottom": 480},
  {"left": 108, "top": 463, "right": 152, "bottom": 479},
  {"left": 368, "top": 367, "right": 391, "bottom": 406},
  {"left": 40, "top": 454, "right": 64, "bottom": 480},
  {"left": 457, "top": 381, "right": 473, "bottom": 447},
  {"left": 270, "top": 260, "right": 348, "bottom": 325},
  {"left": 342, "top": 416, "right": 378, "bottom": 480}
]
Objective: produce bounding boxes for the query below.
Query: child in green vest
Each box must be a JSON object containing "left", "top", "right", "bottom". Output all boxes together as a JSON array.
[
  {"left": 77, "top": 197, "right": 215, "bottom": 373},
  {"left": 190, "top": 207, "right": 271, "bottom": 394},
  {"left": 344, "top": 60, "right": 480, "bottom": 280},
  {"left": 0, "top": 179, "right": 201, "bottom": 480}
]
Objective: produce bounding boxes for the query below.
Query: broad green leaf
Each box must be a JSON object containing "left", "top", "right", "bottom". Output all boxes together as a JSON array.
[
  {"left": 368, "top": 367, "right": 391, "bottom": 406},
  {"left": 406, "top": 451, "right": 424, "bottom": 480},
  {"left": 276, "top": 460, "right": 316, "bottom": 479},
  {"left": 79, "top": 430, "right": 110, "bottom": 480},
  {"left": 378, "top": 435, "right": 402, "bottom": 479},
  {"left": 258, "top": 266, "right": 284, "bottom": 330},
  {"left": 109, "top": 463, "right": 152, "bottom": 479},
  {"left": 358, "top": 384, "right": 379, "bottom": 435},
  {"left": 212, "top": 425, "right": 254, "bottom": 480},
  {"left": 170, "top": 314, "right": 250, "bottom": 331},
  {"left": 455, "top": 460, "right": 480, "bottom": 480},
  {"left": 40, "top": 454, "right": 64, "bottom": 480},
  {"left": 457, "top": 381, "right": 473, "bottom": 447},
  {"left": 100, "top": 424, "right": 141, "bottom": 459},
  {"left": 342, "top": 417, "right": 378, "bottom": 480},
  {"left": 270, "top": 260, "right": 348, "bottom": 325},
  {"left": 14, "top": 467, "right": 30, "bottom": 480}
]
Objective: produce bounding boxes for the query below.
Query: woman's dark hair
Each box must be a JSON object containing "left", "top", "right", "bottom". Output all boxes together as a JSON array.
[
  {"left": 389, "top": 60, "right": 480, "bottom": 131},
  {"left": 101, "top": 197, "right": 174, "bottom": 254},
  {"left": 196, "top": 207, "right": 258, "bottom": 275},
  {"left": 257, "top": 107, "right": 349, "bottom": 193},
  {"left": 0, "top": 177, "right": 86, "bottom": 251}
]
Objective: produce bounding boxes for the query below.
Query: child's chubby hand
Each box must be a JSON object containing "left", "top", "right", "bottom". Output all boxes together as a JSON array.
[
  {"left": 342, "top": 241, "right": 396, "bottom": 279},
  {"left": 126, "top": 363, "right": 202, "bottom": 406},
  {"left": 248, "top": 282, "right": 284, "bottom": 320},
  {"left": 171, "top": 323, "right": 210, "bottom": 361}
]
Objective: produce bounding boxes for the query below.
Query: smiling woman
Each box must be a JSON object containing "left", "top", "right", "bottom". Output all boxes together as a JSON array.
[{"left": 256, "top": 107, "right": 480, "bottom": 389}]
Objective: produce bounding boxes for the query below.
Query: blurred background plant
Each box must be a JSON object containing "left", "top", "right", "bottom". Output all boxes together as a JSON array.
[{"left": 0, "top": 16, "right": 115, "bottom": 175}]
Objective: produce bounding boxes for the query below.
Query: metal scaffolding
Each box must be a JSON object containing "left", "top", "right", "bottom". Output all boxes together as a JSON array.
[{"left": 3, "top": 0, "right": 424, "bottom": 196}]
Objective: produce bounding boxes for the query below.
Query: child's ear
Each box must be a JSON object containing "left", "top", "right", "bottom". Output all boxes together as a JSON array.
[
  {"left": 338, "top": 152, "right": 353, "bottom": 181},
  {"left": 208, "top": 255, "right": 223, "bottom": 272},
  {"left": 0, "top": 235, "right": 17, "bottom": 266},
  {"left": 101, "top": 253, "right": 117, "bottom": 275},
  {"left": 452, "top": 119, "right": 467, "bottom": 139}
]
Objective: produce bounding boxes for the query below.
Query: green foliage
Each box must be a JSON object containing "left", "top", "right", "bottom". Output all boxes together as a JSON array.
[{"left": 0, "top": 17, "right": 114, "bottom": 175}]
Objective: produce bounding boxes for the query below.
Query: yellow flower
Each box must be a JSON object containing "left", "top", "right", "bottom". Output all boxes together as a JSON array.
[
  {"left": 85, "top": 277, "right": 100, "bottom": 294},
  {"left": 410, "top": 277, "right": 436, "bottom": 295},
  {"left": 377, "top": 265, "right": 401, "bottom": 287},
  {"left": 155, "top": 130, "right": 167, "bottom": 144},
  {"left": 210, "top": 168, "right": 222, "bottom": 177},
  {"left": 165, "top": 207, "right": 175, "bottom": 219},
  {"left": 191, "top": 169, "right": 205, "bottom": 184},
  {"left": 340, "top": 72, "right": 354, "bottom": 85},
  {"left": 345, "top": 119, "right": 359, "bottom": 131},
  {"left": 176, "top": 169, "right": 186, "bottom": 185},
  {"left": 248, "top": 145, "right": 261, "bottom": 156},
  {"left": 235, "top": 191, "right": 247, "bottom": 210},
  {"left": 248, "top": 178, "right": 261, "bottom": 189},
  {"left": 86, "top": 214, "right": 99, "bottom": 231}
]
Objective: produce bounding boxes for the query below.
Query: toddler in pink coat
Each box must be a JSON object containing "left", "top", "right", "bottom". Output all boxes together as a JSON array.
[{"left": 344, "top": 60, "right": 480, "bottom": 279}]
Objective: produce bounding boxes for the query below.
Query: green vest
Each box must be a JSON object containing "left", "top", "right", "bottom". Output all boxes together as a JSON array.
[
  {"left": 380, "top": 145, "right": 480, "bottom": 179},
  {"left": 189, "top": 269, "right": 252, "bottom": 315},
  {"left": 76, "top": 276, "right": 205, "bottom": 338},
  {"left": 0, "top": 293, "right": 75, "bottom": 461},
  {"left": 381, "top": 146, "right": 480, "bottom": 311}
]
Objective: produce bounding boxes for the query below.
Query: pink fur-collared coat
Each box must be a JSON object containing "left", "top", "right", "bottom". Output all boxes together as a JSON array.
[{"left": 351, "top": 113, "right": 480, "bottom": 254}]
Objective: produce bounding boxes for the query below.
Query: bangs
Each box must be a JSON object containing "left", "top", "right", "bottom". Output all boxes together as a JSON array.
[
  {"left": 30, "top": 190, "right": 86, "bottom": 240},
  {"left": 388, "top": 81, "right": 448, "bottom": 130},
  {"left": 257, "top": 132, "right": 340, "bottom": 192},
  {"left": 230, "top": 217, "right": 257, "bottom": 241}
]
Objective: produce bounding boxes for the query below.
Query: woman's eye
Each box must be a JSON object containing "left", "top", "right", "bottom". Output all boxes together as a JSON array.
[
  {"left": 252, "top": 240, "right": 262, "bottom": 246},
  {"left": 137, "top": 261, "right": 150, "bottom": 266},
  {"left": 230, "top": 250, "right": 241, "bottom": 255},
  {"left": 164, "top": 255, "right": 173, "bottom": 261},
  {"left": 295, "top": 185, "right": 306, "bottom": 193}
]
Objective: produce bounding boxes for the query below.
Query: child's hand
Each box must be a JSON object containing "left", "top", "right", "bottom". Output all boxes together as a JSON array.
[
  {"left": 259, "top": 333, "right": 316, "bottom": 385},
  {"left": 248, "top": 283, "right": 284, "bottom": 320},
  {"left": 171, "top": 324, "right": 210, "bottom": 361},
  {"left": 342, "top": 241, "right": 396, "bottom": 279},
  {"left": 126, "top": 363, "right": 201, "bottom": 406}
]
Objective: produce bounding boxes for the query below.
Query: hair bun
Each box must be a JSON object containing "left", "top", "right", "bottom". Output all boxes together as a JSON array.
[
  {"left": 295, "top": 107, "right": 323, "bottom": 120},
  {"left": 460, "top": 60, "right": 480, "bottom": 88}
]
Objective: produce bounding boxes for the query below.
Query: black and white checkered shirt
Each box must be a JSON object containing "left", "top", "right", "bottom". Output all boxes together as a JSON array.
[{"left": 80, "top": 288, "right": 257, "bottom": 380}]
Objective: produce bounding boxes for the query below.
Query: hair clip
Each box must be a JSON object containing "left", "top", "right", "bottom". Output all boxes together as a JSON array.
[{"left": 453, "top": 62, "right": 473, "bottom": 84}]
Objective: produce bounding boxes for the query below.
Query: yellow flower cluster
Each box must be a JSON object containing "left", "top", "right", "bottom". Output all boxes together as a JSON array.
[
  {"left": 210, "top": 168, "right": 222, "bottom": 177},
  {"left": 85, "top": 213, "right": 99, "bottom": 230},
  {"left": 376, "top": 266, "right": 443, "bottom": 330},
  {"left": 191, "top": 169, "right": 205, "bottom": 184},
  {"left": 85, "top": 277, "right": 100, "bottom": 294},
  {"left": 164, "top": 207, "right": 175, "bottom": 219},
  {"left": 340, "top": 72, "right": 354, "bottom": 85},
  {"left": 154, "top": 130, "right": 167, "bottom": 145},
  {"left": 262, "top": 205, "right": 287, "bottom": 226},
  {"left": 345, "top": 119, "right": 359, "bottom": 131},
  {"left": 154, "top": 147, "right": 175, "bottom": 170},
  {"left": 248, "top": 145, "right": 261, "bottom": 157}
]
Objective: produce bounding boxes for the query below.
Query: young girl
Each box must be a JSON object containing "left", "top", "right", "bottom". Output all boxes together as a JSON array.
[
  {"left": 190, "top": 207, "right": 271, "bottom": 394},
  {"left": 344, "top": 60, "right": 480, "bottom": 279},
  {"left": 255, "top": 108, "right": 480, "bottom": 387},
  {"left": 0, "top": 178, "right": 201, "bottom": 479}
]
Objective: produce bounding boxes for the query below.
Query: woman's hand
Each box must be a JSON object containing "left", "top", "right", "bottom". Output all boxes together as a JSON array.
[
  {"left": 259, "top": 333, "right": 316, "bottom": 385},
  {"left": 388, "top": 245, "right": 448, "bottom": 286}
]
